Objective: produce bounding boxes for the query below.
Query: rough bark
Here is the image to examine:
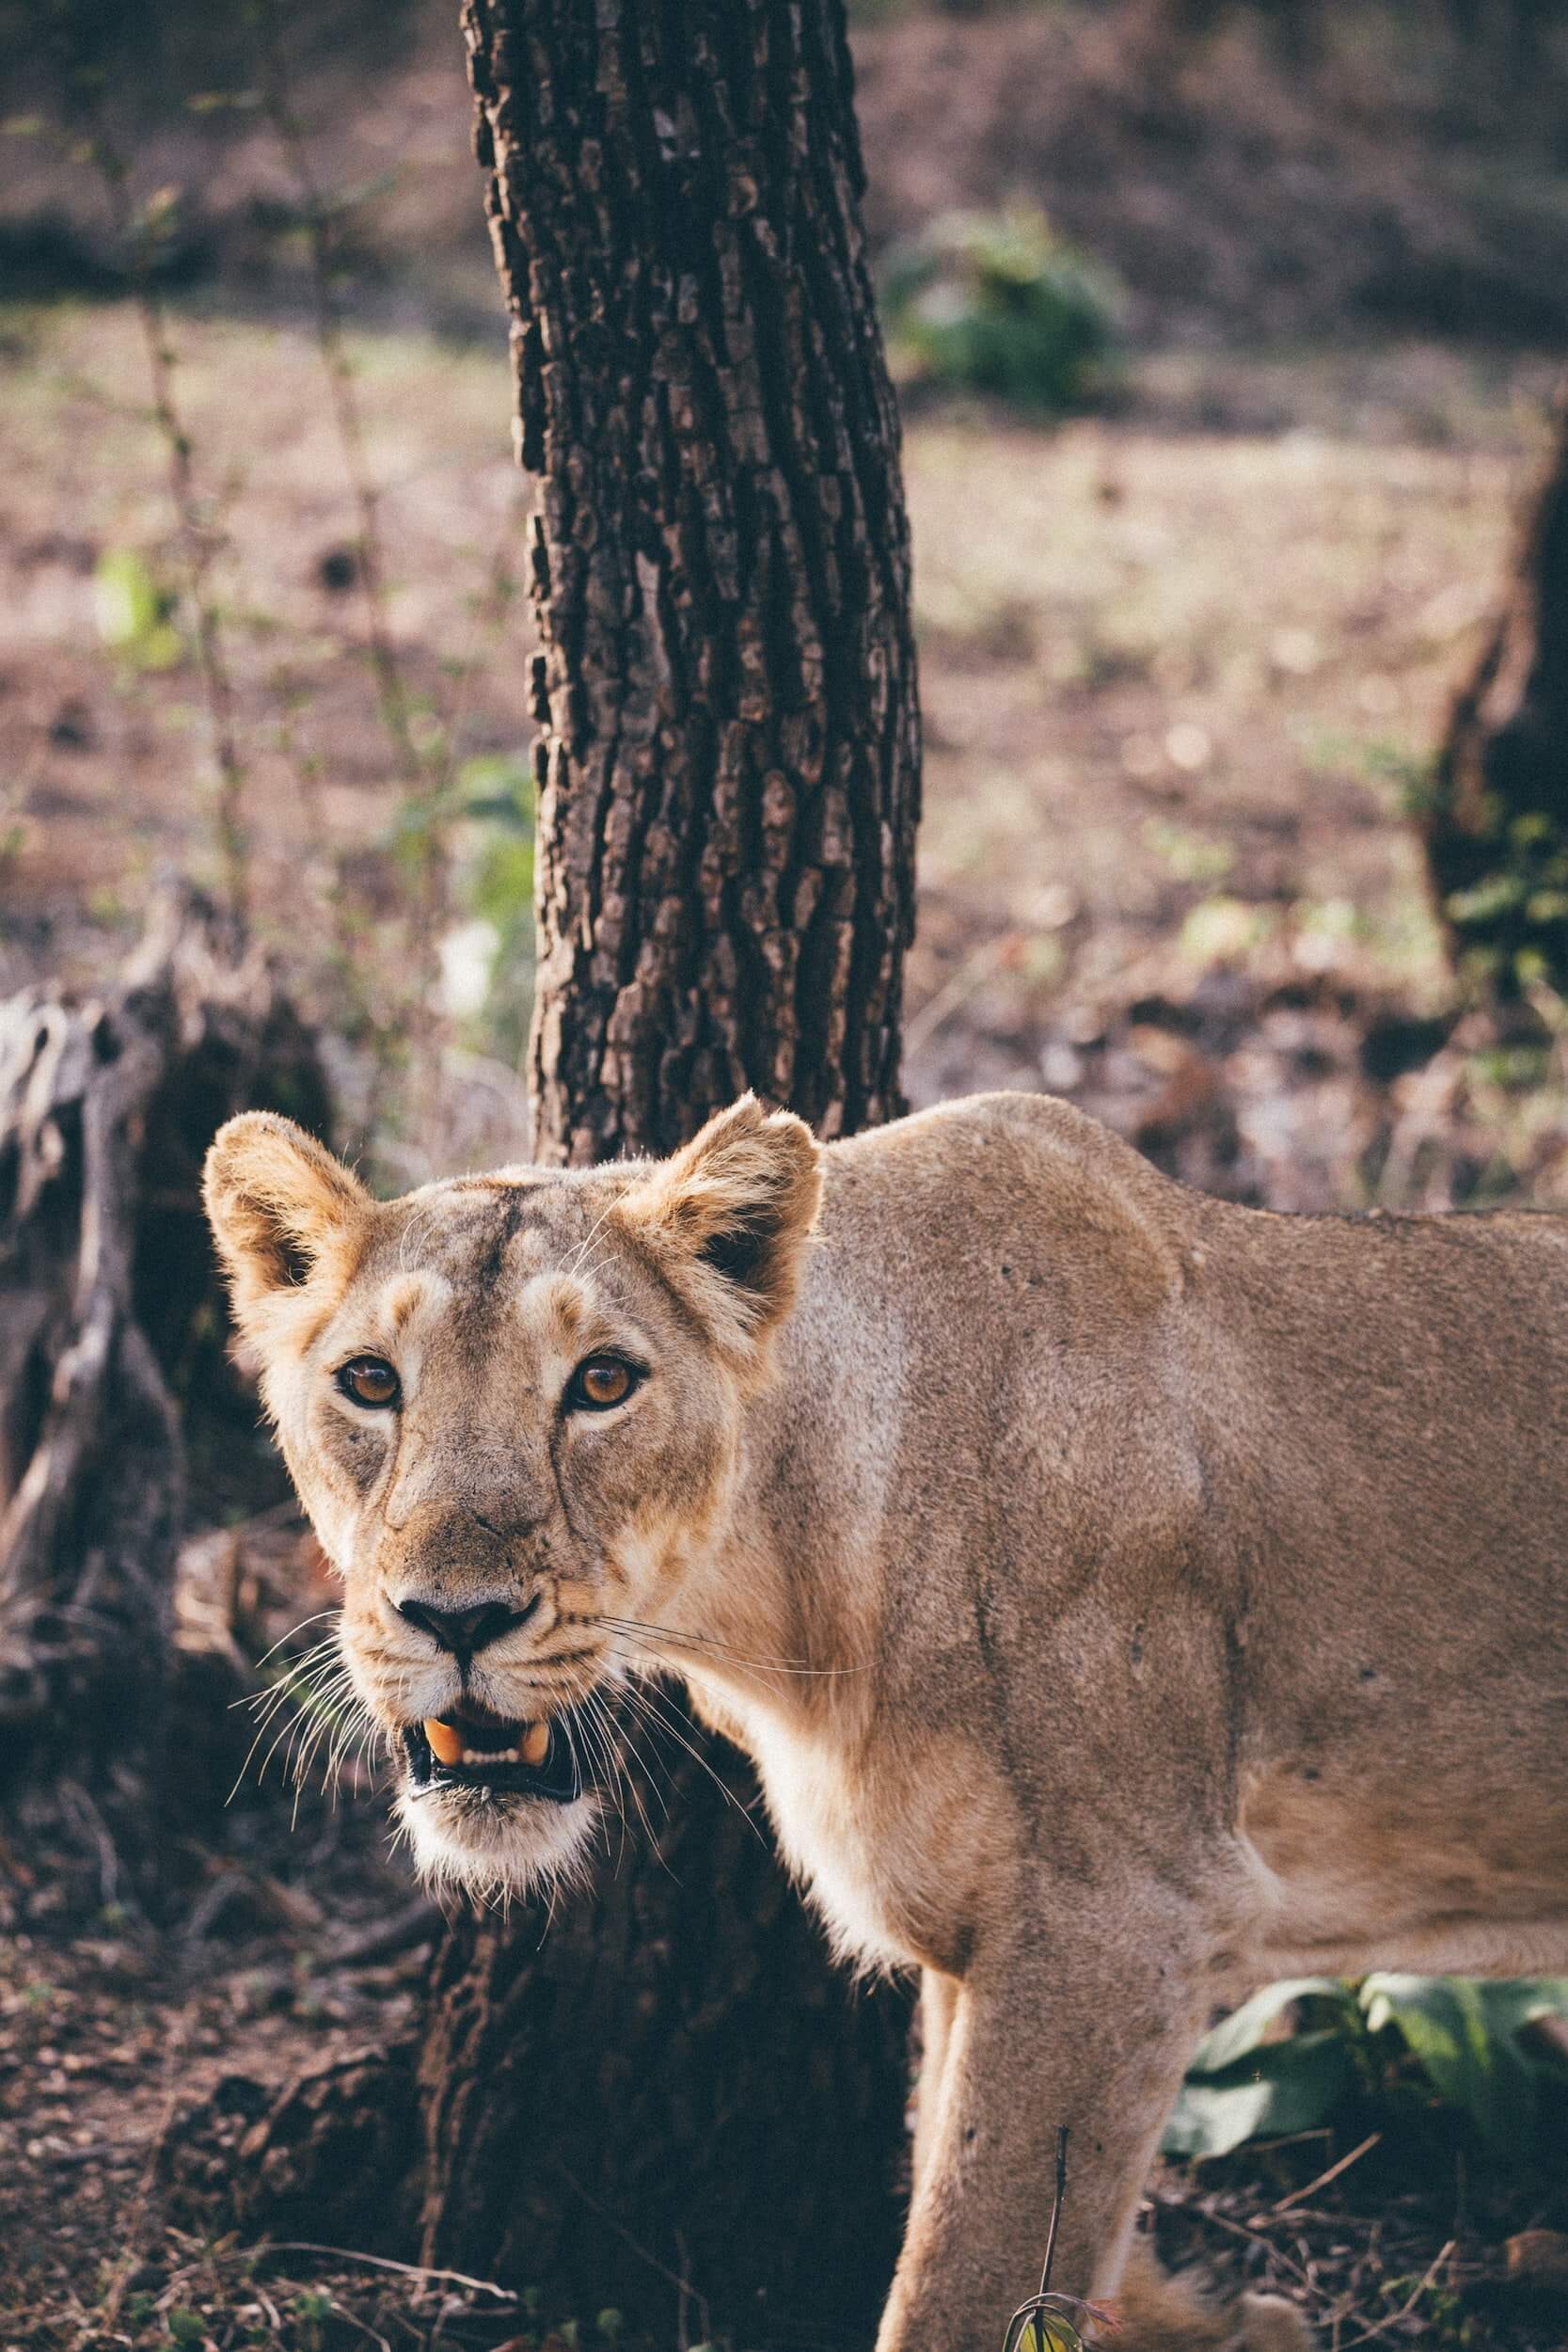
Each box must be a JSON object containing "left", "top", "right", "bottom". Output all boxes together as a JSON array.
[
  {"left": 418, "top": 1747, "right": 913, "bottom": 2342},
  {"left": 0, "top": 890, "right": 329, "bottom": 1899},
  {"left": 1424, "top": 399, "right": 1568, "bottom": 997},
  {"left": 468, "top": 0, "right": 920, "bottom": 1160},
  {"left": 408, "top": 3, "right": 924, "bottom": 2340}
]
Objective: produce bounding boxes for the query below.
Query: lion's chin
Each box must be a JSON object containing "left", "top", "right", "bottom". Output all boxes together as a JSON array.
[{"left": 394, "top": 1779, "right": 599, "bottom": 1904}]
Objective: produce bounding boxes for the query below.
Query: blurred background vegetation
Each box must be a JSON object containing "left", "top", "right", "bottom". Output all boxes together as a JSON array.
[
  {"left": 4, "top": 1, "right": 1568, "bottom": 2344},
  {"left": 6, "top": 0, "right": 1568, "bottom": 1204}
]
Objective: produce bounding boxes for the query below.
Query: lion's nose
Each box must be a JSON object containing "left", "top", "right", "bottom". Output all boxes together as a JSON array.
[{"left": 396, "top": 1594, "right": 540, "bottom": 1659}]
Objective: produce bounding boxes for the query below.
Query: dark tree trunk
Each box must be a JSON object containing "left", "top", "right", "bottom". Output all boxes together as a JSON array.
[
  {"left": 412, "top": 2, "right": 923, "bottom": 2341},
  {"left": 472, "top": 0, "right": 919, "bottom": 1160},
  {"left": 1424, "top": 400, "right": 1568, "bottom": 998},
  {"left": 1502, "top": 0, "right": 1553, "bottom": 92},
  {"left": 0, "top": 890, "right": 329, "bottom": 1910}
]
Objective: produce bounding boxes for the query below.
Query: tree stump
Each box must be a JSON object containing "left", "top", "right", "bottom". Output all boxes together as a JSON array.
[{"left": 0, "top": 890, "right": 329, "bottom": 1905}]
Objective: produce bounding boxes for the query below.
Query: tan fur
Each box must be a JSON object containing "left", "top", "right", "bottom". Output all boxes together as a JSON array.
[{"left": 203, "top": 1089, "right": 1568, "bottom": 2352}]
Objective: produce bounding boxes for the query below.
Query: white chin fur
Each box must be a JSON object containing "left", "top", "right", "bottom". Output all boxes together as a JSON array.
[{"left": 394, "top": 1780, "right": 599, "bottom": 1905}]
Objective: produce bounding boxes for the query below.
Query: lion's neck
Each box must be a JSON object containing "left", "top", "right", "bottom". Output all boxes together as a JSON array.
[
  {"left": 685, "top": 1295, "right": 886, "bottom": 1711},
  {"left": 641, "top": 1304, "right": 929, "bottom": 1963}
]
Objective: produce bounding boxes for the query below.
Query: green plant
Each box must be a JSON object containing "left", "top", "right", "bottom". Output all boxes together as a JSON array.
[
  {"left": 881, "top": 208, "right": 1119, "bottom": 413},
  {"left": 442, "top": 751, "right": 536, "bottom": 1059},
  {"left": 94, "top": 548, "right": 182, "bottom": 671},
  {"left": 1164, "top": 1974, "right": 1568, "bottom": 2160},
  {"left": 292, "top": 2286, "right": 334, "bottom": 2352}
]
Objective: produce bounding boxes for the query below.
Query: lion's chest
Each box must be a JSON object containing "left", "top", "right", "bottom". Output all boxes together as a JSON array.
[{"left": 743, "top": 1714, "right": 919, "bottom": 1972}]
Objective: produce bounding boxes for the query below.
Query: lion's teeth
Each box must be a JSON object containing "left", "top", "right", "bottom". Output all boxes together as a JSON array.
[
  {"left": 425, "top": 1718, "right": 464, "bottom": 1767},
  {"left": 422, "top": 1718, "right": 550, "bottom": 1771}
]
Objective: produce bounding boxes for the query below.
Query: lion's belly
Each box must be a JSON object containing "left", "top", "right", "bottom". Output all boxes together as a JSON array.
[{"left": 1241, "top": 1765, "right": 1568, "bottom": 1979}]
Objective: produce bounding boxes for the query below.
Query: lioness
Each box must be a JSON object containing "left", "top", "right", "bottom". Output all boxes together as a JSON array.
[{"left": 204, "top": 1089, "right": 1568, "bottom": 2352}]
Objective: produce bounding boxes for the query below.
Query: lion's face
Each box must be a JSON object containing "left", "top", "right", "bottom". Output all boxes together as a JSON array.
[{"left": 203, "top": 1099, "right": 821, "bottom": 1899}]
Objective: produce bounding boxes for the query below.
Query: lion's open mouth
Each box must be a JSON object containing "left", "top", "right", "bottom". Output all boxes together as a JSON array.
[{"left": 403, "top": 1700, "right": 585, "bottom": 1804}]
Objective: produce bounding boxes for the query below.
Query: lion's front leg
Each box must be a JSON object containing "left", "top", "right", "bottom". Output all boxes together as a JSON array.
[{"left": 879, "top": 1914, "right": 1310, "bottom": 2352}]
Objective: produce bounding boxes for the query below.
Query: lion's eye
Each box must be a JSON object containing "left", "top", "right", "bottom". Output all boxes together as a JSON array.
[
  {"left": 337, "top": 1356, "right": 401, "bottom": 1410},
  {"left": 566, "top": 1355, "right": 639, "bottom": 1413}
]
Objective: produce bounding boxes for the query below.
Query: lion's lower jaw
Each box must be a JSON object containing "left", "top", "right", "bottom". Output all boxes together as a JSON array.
[{"left": 393, "top": 1781, "right": 600, "bottom": 1905}]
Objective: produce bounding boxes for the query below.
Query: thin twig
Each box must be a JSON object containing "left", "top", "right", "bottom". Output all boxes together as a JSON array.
[
  {"left": 903, "top": 932, "right": 1018, "bottom": 1057},
  {"left": 1270, "top": 2132, "right": 1382, "bottom": 2218},
  {"left": 82, "top": 135, "right": 249, "bottom": 918},
  {"left": 251, "top": 0, "right": 419, "bottom": 785},
  {"left": 1195, "top": 2208, "right": 1323, "bottom": 2298},
  {"left": 1336, "top": 2239, "right": 1455, "bottom": 2350},
  {"left": 263, "top": 2246, "right": 518, "bottom": 2300},
  {"left": 1040, "top": 2124, "right": 1069, "bottom": 2296},
  {"left": 557, "top": 2161, "right": 714, "bottom": 2345}
]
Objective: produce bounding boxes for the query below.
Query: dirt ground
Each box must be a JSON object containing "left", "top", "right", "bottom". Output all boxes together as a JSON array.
[{"left": 6, "top": 4, "right": 1568, "bottom": 2346}]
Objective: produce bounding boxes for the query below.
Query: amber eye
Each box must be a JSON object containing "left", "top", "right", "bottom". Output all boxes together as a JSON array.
[
  {"left": 567, "top": 1355, "right": 638, "bottom": 1413},
  {"left": 337, "top": 1356, "right": 401, "bottom": 1410}
]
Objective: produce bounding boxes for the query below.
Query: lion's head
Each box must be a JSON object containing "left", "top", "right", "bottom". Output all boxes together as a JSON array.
[{"left": 202, "top": 1096, "right": 821, "bottom": 1898}]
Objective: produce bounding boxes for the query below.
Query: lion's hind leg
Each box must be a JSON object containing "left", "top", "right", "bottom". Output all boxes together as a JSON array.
[{"left": 1110, "top": 2237, "right": 1313, "bottom": 2352}]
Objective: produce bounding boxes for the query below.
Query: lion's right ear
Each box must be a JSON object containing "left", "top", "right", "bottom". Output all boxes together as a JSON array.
[
  {"left": 203, "top": 1114, "right": 370, "bottom": 1339},
  {"left": 613, "top": 1094, "right": 823, "bottom": 1381}
]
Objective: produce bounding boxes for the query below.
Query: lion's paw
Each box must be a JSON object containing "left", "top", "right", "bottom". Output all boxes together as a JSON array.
[
  {"left": 1105, "top": 2240, "right": 1313, "bottom": 2352},
  {"left": 1234, "top": 2293, "right": 1313, "bottom": 2352}
]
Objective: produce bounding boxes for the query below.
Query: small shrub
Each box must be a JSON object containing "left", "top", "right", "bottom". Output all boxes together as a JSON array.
[
  {"left": 1164, "top": 1973, "right": 1568, "bottom": 2161},
  {"left": 881, "top": 207, "right": 1120, "bottom": 413}
]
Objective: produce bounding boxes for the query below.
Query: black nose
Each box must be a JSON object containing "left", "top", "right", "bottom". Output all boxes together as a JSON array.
[{"left": 397, "top": 1594, "right": 539, "bottom": 1658}]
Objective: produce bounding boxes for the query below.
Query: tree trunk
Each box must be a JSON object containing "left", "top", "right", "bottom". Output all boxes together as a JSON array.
[
  {"left": 476, "top": 0, "right": 919, "bottom": 1160},
  {"left": 1424, "top": 399, "right": 1568, "bottom": 998},
  {"left": 0, "top": 889, "right": 330, "bottom": 1911},
  {"left": 413, "top": 2, "right": 922, "bottom": 2340}
]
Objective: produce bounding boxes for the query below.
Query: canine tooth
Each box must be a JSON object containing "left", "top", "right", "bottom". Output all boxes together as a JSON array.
[
  {"left": 425, "top": 1719, "right": 464, "bottom": 1767},
  {"left": 522, "top": 1721, "right": 549, "bottom": 1766}
]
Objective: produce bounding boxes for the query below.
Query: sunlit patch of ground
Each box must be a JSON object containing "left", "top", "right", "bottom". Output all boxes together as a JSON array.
[
  {"left": 908, "top": 365, "right": 1543, "bottom": 1009},
  {"left": 3, "top": 304, "right": 1564, "bottom": 1209}
]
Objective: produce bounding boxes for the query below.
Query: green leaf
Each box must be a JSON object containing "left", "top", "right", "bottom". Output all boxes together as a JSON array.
[
  {"left": 1163, "top": 2028, "right": 1356, "bottom": 2159},
  {"left": 1185, "top": 1978, "right": 1350, "bottom": 2075},
  {"left": 459, "top": 751, "right": 533, "bottom": 826},
  {"left": 94, "top": 548, "right": 181, "bottom": 671},
  {"left": 166, "top": 2312, "right": 206, "bottom": 2345},
  {"left": 1360, "top": 1975, "right": 1568, "bottom": 2146},
  {"left": 1473, "top": 1977, "right": 1568, "bottom": 2043}
]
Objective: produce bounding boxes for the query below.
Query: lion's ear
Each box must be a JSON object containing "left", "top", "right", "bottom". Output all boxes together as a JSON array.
[
  {"left": 617, "top": 1095, "right": 823, "bottom": 1372},
  {"left": 203, "top": 1113, "right": 370, "bottom": 1339}
]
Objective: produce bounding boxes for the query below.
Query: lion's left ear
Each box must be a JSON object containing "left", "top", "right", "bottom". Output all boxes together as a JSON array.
[{"left": 616, "top": 1095, "right": 823, "bottom": 1374}]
